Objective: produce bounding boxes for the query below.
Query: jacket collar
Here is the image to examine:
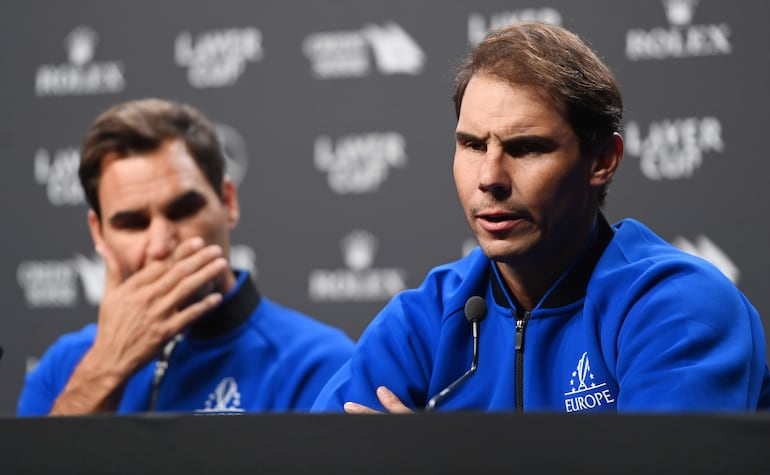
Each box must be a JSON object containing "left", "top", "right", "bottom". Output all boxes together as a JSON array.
[
  {"left": 188, "top": 270, "right": 261, "bottom": 339},
  {"left": 491, "top": 213, "right": 614, "bottom": 311}
]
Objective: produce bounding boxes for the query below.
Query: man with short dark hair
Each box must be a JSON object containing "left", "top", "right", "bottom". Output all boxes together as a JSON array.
[
  {"left": 18, "top": 98, "right": 354, "bottom": 415},
  {"left": 312, "top": 22, "right": 770, "bottom": 413}
]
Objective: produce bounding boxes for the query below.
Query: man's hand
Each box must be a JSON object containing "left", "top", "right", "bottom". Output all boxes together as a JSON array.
[
  {"left": 343, "top": 386, "right": 414, "bottom": 414},
  {"left": 49, "top": 237, "right": 228, "bottom": 415}
]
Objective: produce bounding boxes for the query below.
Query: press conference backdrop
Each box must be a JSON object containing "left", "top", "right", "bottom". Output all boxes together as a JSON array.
[{"left": 0, "top": 0, "right": 768, "bottom": 416}]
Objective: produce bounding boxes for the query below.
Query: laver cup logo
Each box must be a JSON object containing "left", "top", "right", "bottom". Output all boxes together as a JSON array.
[
  {"left": 625, "top": 117, "right": 724, "bottom": 180},
  {"left": 314, "top": 132, "right": 407, "bottom": 194},
  {"left": 175, "top": 27, "right": 263, "bottom": 88},
  {"left": 563, "top": 352, "right": 616, "bottom": 413},
  {"left": 467, "top": 8, "right": 562, "bottom": 45},
  {"left": 196, "top": 377, "right": 245, "bottom": 414},
  {"left": 34, "top": 146, "right": 84, "bottom": 206}
]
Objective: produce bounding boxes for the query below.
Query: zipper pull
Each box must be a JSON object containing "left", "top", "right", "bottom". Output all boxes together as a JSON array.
[
  {"left": 152, "top": 360, "right": 168, "bottom": 386},
  {"left": 515, "top": 311, "right": 530, "bottom": 351}
]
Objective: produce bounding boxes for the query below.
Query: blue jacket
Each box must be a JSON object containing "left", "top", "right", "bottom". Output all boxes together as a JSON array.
[
  {"left": 18, "top": 271, "right": 354, "bottom": 415},
  {"left": 313, "top": 217, "right": 770, "bottom": 412}
]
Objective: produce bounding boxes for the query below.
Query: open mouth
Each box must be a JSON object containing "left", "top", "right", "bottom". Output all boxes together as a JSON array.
[{"left": 476, "top": 211, "right": 524, "bottom": 233}]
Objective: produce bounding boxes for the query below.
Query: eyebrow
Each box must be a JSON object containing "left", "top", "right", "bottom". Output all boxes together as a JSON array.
[
  {"left": 165, "top": 190, "right": 206, "bottom": 209},
  {"left": 500, "top": 135, "right": 559, "bottom": 152},
  {"left": 108, "top": 209, "right": 145, "bottom": 228},
  {"left": 456, "top": 131, "right": 559, "bottom": 150},
  {"left": 163, "top": 190, "right": 207, "bottom": 218},
  {"left": 106, "top": 190, "right": 208, "bottom": 227},
  {"left": 456, "top": 131, "right": 482, "bottom": 141}
]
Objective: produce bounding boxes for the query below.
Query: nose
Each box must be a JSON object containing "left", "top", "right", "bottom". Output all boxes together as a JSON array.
[
  {"left": 478, "top": 145, "right": 511, "bottom": 197},
  {"left": 145, "top": 218, "right": 179, "bottom": 262}
]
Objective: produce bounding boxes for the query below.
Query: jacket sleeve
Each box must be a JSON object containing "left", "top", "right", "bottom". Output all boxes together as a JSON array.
[
  {"left": 17, "top": 342, "right": 80, "bottom": 416},
  {"left": 275, "top": 327, "right": 355, "bottom": 411},
  {"left": 312, "top": 289, "right": 441, "bottom": 412},
  {"left": 609, "top": 259, "right": 770, "bottom": 411},
  {"left": 17, "top": 326, "right": 95, "bottom": 416}
]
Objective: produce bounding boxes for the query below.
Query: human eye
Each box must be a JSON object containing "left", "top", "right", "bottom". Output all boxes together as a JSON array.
[
  {"left": 109, "top": 212, "right": 149, "bottom": 231},
  {"left": 468, "top": 141, "right": 487, "bottom": 152},
  {"left": 503, "top": 137, "right": 557, "bottom": 158},
  {"left": 505, "top": 143, "right": 537, "bottom": 157},
  {"left": 166, "top": 191, "right": 207, "bottom": 221},
  {"left": 457, "top": 133, "right": 486, "bottom": 153}
]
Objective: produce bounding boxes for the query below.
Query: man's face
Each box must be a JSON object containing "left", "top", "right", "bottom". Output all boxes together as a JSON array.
[
  {"left": 454, "top": 74, "right": 601, "bottom": 267},
  {"left": 88, "top": 137, "right": 239, "bottom": 289}
]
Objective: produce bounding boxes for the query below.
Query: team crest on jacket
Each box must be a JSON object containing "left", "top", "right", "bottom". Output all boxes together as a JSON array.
[
  {"left": 563, "top": 352, "right": 616, "bottom": 412},
  {"left": 195, "top": 377, "right": 245, "bottom": 414}
]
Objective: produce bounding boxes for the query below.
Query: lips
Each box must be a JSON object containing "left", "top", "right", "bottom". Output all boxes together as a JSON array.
[{"left": 476, "top": 210, "right": 524, "bottom": 233}]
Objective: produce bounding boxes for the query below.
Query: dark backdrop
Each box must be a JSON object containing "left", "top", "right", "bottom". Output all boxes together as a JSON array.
[{"left": 1, "top": 0, "right": 768, "bottom": 415}]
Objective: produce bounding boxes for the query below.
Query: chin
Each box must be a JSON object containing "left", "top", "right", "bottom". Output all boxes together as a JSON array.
[
  {"left": 479, "top": 240, "right": 528, "bottom": 263},
  {"left": 479, "top": 242, "right": 511, "bottom": 260}
]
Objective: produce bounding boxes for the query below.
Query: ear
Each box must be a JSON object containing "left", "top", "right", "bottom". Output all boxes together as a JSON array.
[
  {"left": 590, "top": 132, "right": 623, "bottom": 187},
  {"left": 221, "top": 178, "right": 241, "bottom": 230},
  {"left": 87, "top": 209, "right": 106, "bottom": 252}
]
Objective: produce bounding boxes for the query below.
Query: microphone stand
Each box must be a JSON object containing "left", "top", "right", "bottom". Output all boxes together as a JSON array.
[
  {"left": 424, "top": 318, "right": 481, "bottom": 411},
  {"left": 425, "top": 296, "right": 487, "bottom": 412}
]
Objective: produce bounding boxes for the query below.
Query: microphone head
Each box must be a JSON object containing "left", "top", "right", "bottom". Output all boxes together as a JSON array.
[{"left": 464, "top": 296, "right": 488, "bottom": 323}]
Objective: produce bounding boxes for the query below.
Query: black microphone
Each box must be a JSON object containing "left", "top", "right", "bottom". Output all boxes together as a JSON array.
[{"left": 425, "top": 296, "right": 487, "bottom": 412}]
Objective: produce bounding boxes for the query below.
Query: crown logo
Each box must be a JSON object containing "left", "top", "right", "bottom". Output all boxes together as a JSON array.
[
  {"left": 342, "top": 230, "right": 377, "bottom": 271},
  {"left": 66, "top": 26, "right": 97, "bottom": 66},
  {"left": 662, "top": 0, "right": 698, "bottom": 26}
]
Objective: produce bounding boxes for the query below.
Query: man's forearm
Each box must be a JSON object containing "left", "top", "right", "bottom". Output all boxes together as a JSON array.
[{"left": 49, "top": 351, "right": 130, "bottom": 415}]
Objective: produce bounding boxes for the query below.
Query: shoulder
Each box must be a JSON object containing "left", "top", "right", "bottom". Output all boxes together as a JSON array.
[
  {"left": 247, "top": 297, "right": 354, "bottom": 353},
  {"left": 594, "top": 218, "right": 737, "bottom": 295},
  {"left": 37, "top": 323, "right": 98, "bottom": 364},
  {"left": 356, "top": 248, "right": 491, "bottom": 348},
  {"left": 18, "top": 324, "right": 98, "bottom": 415},
  {"left": 589, "top": 218, "right": 756, "bottom": 330},
  {"left": 418, "top": 247, "right": 490, "bottom": 293},
  {"left": 396, "top": 247, "right": 491, "bottom": 316}
]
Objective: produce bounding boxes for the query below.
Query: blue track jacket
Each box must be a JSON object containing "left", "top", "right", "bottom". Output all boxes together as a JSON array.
[
  {"left": 18, "top": 271, "right": 354, "bottom": 415},
  {"left": 313, "top": 217, "right": 770, "bottom": 412}
]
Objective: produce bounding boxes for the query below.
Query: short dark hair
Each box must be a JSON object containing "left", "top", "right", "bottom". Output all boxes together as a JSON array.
[
  {"left": 453, "top": 22, "right": 623, "bottom": 154},
  {"left": 79, "top": 98, "right": 224, "bottom": 218}
]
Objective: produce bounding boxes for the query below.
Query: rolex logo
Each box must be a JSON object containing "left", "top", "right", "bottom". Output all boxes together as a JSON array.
[{"left": 308, "top": 229, "right": 406, "bottom": 302}]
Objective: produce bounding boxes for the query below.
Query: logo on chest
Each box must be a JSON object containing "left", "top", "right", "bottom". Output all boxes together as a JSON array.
[
  {"left": 563, "top": 352, "right": 616, "bottom": 412},
  {"left": 195, "top": 377, "right": 245, "bottom": 414}
]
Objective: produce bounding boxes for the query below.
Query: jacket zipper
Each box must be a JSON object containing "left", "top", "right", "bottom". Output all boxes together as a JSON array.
[
  {"left": 514, "top": 310, "right": 530, "bottom": 412},
  {"left": 147, "top": 334, "right": 183, "bottom": 412}
]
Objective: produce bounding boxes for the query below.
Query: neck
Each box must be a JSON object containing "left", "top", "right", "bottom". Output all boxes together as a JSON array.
[{"left": 495, "top": 214, "right": 597, "bottom": 311}]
